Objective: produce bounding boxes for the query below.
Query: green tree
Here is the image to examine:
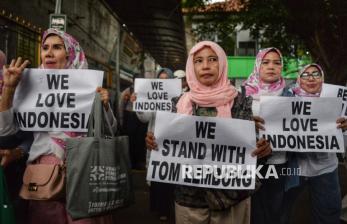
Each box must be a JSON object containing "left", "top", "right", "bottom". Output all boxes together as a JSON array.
[
  {"left": 188, "top": 13, "right": 237, "bottom": 55},
  {"left": 183, "top": 0, "right": 347, "bottom": 85}
]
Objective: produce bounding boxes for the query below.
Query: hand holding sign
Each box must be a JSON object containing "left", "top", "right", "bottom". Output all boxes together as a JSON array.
[
  {"left": 130, "top": 93, "right": 137, "bottom": 103},
  {"left": 96, "top": 87, "right": 109, "bottom": 110},
  {"left": 336, "top": 117, "right": 347, "bottom": 131},
  {"left": 253, "top": 116, "right": 265, "bottom": 131},
  {"left": 252, "top": 138, "right": 272, "bottom": 158},
  {"left": 145, "top": 131, "right": 157, "bottom": 150}
]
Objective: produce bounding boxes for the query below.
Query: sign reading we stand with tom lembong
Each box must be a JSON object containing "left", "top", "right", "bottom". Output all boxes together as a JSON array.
[
  {"left": 12, "top": 69, "right": 103, "bottom": 132},
  {"left": 147, "top": 111, "right": 257, "bottom": 190}
]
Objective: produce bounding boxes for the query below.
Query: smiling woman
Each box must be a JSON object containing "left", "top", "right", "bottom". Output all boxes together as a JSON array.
[
  {"left": 293, "top": 64, "right": 323, "bottom": 95},
  {"left": 283, "top": 63, "right": 346, "bottom": 224}
]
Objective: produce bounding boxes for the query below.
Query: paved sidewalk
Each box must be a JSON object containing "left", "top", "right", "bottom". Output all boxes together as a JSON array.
[{"left": 113, "top": 169, "right": 175, "bottom": 224}]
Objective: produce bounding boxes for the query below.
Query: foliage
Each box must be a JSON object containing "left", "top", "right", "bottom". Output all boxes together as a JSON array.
[
  {"left": 183, "top": 0, "right": 347, "bottom": 85},
  {"left": 189, "top": 13, "right": 237, "bottom": 55}
]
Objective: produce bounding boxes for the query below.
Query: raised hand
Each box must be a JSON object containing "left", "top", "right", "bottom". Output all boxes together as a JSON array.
[
  {"left": 96, "top": 87, "right": 110, "bottom": 110},
  {"left": 252, "top": 138, "right": 272, "bottom": 158},
  {"left": 2, "top": 57, "right": 30, "bottom": 88}
]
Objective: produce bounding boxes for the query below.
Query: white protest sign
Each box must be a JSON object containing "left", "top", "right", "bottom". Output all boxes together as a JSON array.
[
  {"left": 147, "top": 111, "right": 257, "bottom": 190},
  {"left": 13, "top": 69, "right": 103, "bottom": 132},
  {"left": 321, "top": 83, "right": 347, "bottom": 117},
  {"left": 259, "top": 96, "right": 344, "bottom": 153},
  {"left": 133, "top": 79, "right": 181, "bottom": 112}
]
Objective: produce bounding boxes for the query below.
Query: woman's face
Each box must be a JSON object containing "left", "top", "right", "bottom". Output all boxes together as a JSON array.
[
  {"left": 41, "top": 35, "right": 68, "bottom": 69},
  {"left": 299, "top": 66, "right": 323, "bottom": 94},
  {"left": 158, "top": 72, "right": 169, "bottom": 79},
  {"left": 259, "top": 51, "right": 282, "bottom": 84},
  {"left": 193, "top": 47, "right": 219, "bottom": 86}
]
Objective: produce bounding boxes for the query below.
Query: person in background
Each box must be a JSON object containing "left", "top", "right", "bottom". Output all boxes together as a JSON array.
[
  {"left": 118, "top": 73, "right": 148, "bottom": 169},
  {"left": 131, "top": 68, "right": 175, "bottom": 221},
  {"left": 174, "top": 69, "right": 189, "bottom": 92},
  {"left": 0, "top": 28, "right": 117, "bottom": 224},
  {"left": 243, "top": 47, "right": 288, "bottom": 224}
]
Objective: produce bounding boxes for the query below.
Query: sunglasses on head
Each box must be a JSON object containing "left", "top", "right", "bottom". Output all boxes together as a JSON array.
[{"left": 300, "top": 71, "right": 322, "bottom": 80}]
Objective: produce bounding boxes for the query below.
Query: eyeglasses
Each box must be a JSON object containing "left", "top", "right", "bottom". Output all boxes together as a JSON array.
[{"left": 300, "top": 71, "right": 322, "bottom": 80}]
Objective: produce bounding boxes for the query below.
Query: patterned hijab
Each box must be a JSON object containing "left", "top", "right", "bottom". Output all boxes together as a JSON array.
[
  {"left": 291, "top": 63, "right": 324, "bottom": 97},
  {"left": 41, "top": 29, "right": 88, "bottom": 150},
  {"left": 243, "top": 47, "right": 285, "bottom": 97},
  {"left": 176, "top": 41, "right": 238, "bottom": 118},
  {"left": 41, "top": 28, "right": 88, "bottom": 69}
]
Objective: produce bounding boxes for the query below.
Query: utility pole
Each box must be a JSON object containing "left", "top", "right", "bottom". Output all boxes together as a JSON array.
[
  {"left": 55, "top": 0, "right": 62, "bottom": 14},
  {"left": 49, "top": 0, "right": 67, "bottom": 31}
]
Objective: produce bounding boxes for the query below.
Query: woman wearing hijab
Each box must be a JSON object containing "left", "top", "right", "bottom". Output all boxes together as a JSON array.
[
  {"left": 0, "top": 28, "right": 117, "bottom": 224},
  {"left": 131, "top": 68, "right": 175, "bottom": 221},
  {"left": 146, "top": 41, "right": 272, "bottom": 224},
  {"left": 284, "top": 63, "right": 346, "bottom": 224},
  {"left": 243, "top": 47, "right": 289, "bottom": 224}
]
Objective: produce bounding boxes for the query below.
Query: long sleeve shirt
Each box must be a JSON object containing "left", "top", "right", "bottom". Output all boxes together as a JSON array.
[{"left": 0, "top": 107, "right": 117, "bottom": 163}]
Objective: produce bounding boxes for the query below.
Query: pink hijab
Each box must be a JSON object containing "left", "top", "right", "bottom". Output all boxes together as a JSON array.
[
  {"left": 292, "top": 63, "right": 324, "bottom": 97},
  {"left": 244, "top": 47, "right": 285, "bottom": 96},
  {"left": 176, "top": 41, "right": 238, "bottom": 118}
]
